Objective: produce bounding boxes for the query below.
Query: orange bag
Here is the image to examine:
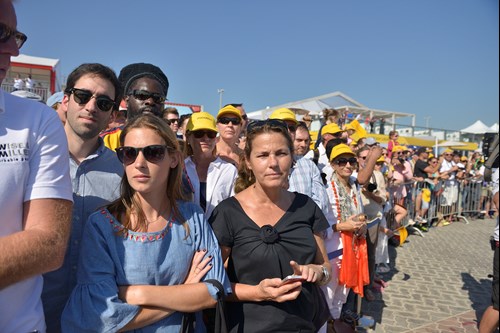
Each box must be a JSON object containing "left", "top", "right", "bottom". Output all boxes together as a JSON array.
[{"left": 339, "top": 232, "right": 370, "bottom": 297}]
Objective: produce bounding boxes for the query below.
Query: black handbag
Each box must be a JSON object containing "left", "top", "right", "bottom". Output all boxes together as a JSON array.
[{"left": 180, "top": 279, "right": 228, "bottom": 333}]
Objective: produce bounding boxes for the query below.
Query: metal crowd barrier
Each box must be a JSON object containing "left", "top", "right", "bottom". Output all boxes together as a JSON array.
[{"left": 399, "top": 178, "right": 493, "bottom": 236}]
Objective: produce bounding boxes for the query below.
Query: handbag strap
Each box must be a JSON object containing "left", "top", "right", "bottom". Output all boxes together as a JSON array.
[{"left": 205, "top": 279, "right": 228, "bottom": 333}]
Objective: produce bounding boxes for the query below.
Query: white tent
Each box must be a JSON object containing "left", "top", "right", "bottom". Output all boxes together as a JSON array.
[
  {"left": 489, "top": 123, "right": 499, "bottom": 132},
  {"left": 460, "top": 120, "right": 495, "bottom": 134}
]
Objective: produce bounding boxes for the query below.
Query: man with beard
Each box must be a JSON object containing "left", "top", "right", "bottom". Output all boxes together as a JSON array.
[
  {"left": 103, "top": 62, "right": 169, "bottom": 150},
  {"left": 41, "top": 63, "right": 124, "bottom": 332}
]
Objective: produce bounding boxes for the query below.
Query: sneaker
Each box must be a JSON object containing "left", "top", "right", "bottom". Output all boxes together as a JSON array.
[
  {"left": 416, "top": 224, "right": 428, "bottom": 232},
  {"left": 442, "top": 221, "right": 450, "bottom": 226},
  {"left": 408, "top": 218, "right": 416, "bottom": 226},
  {"left": 415, "top": 216, "right": 423, "bottom": 223},
  {"left": 376, "top": 264, "right": 391, "bottom": 273}
]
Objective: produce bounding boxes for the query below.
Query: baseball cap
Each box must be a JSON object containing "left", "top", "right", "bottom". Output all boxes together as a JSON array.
[
  {"left": 392, "top": 145, "right": 406, "bottom": 153},
  {"left": 365, "top": 137, "right": 377, "bottom": 146},
  {"left": 216, "top": 105, "right": 242, "bottom": 120},
  {"left": 460, "top": 156, "right": 468, "bottom": 161},
  {"left": 187, "top": 112, "right": 217, "bottom": 133},
  {"left": 321, "top": 123, "right": 344, "bottom": 136},
  {"left": 329, "top": 143, "right": 355, "bottom": 161},
  {"left": 344, "top": 122, "right": 356, "bottom": 132},
  {"left": 416, "top": 147, "right": 429, "bottom": 155},
  {"left": 269, "top": 108, "right": 298, "bottom": 124},
  {"left": 46, "top": 92, "right": 64, "bottom": 107}
]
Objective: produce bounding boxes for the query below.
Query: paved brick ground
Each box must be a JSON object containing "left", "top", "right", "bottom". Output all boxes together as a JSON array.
[{"left": 357, "top": 217, "right": 498, "bottom": 333}]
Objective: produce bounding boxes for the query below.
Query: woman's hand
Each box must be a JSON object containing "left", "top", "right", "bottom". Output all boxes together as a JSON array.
[
  {"left": 340, "top": 214, "right": 366, "bottom": 233},
  {"left": 256, "top": 277, "right": 302, "bottom": 303},
  {"left": 184, "top": 249, "right": 213, "bottom": 284},
  {"left": 289, "top": 260, "right": 323, "bottom": 284}
]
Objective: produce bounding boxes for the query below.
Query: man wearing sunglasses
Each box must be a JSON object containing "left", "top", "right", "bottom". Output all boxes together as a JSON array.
[
  {"left": 224, "top": 103, "right": 248, "bottom": 129},
  {"left": 41, "top": 63, "right": 124, "bottom": 333},
  {"left": 103, "top": 62, "right": 169, "bottom": 151},
  {"left": 216, "top": 104, "right": 243, "bottom": 166},
  {"left": 0, "top": 1, "right": 73, "bottom": 332}
]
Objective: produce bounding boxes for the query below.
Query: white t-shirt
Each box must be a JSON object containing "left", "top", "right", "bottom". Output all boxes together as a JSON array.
[
  {"left": 440, "top": 159, "right": 456, "bottom": 185},
  {"left": 0, "top": 90, "right": 73, "bottom": 333}
]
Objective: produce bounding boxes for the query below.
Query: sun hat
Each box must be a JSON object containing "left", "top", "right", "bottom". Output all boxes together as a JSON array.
[
  {"left": 216, "top": 105, "right": 242, "bottom": 120},
  {"left": 269, "top": 108, "right": 298, "bottom": 124},
  {"left": 46, "top": 91, "right": 64, "bottom": 107},
  {"left": 321, "top": 123, "right": 344, "bottom": 136},
  {"left": 187, "top": 112, "right": 217, "bottom": 133},
  {"left": 329, "top": 143, "right": 355, "bottom": 161}
]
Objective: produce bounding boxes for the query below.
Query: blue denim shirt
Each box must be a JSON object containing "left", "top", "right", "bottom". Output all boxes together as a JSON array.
[{"left": 42, "top": 139, "right": 123, "bottom": 332}]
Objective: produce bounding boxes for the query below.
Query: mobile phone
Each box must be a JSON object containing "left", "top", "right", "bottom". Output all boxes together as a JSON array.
[{"left": 280, "top": 274, "right": 305, "bottom": 286}]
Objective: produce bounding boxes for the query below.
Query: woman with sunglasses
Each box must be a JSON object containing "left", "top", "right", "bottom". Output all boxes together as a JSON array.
[
  {"left": 185, "top": 112, "right": 238, "bottom": 218},
  {"left": 62, "top": 115, "right": 230, "bottom": 332},
  {"left": 216, "top": 105, "right": 244, "bottom": 166},
  {"left": 325, "top": 143, "right": 369, "bottom": 329},
  {"left": 210, "top": 119, "right": 332, "bottom": 332},
  {"left": 387, "top": 146, "right": 411, "bottom": 227}
]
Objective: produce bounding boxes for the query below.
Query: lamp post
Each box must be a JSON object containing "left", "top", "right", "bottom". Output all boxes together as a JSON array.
[
  {"left": 217, "top": 89, "right": 224, "bottom": 109},
  {"left": 424, "top": 116, "right": 431, "bottom": 135}
]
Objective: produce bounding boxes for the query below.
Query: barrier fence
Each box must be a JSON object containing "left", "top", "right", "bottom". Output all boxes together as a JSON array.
[{"left": 392, "top": 178, "right": 495, "bottom": 236}]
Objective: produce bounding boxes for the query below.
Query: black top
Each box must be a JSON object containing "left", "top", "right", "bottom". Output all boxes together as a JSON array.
[
  {"left": 209, "top": 193, "right": 329, "bottom": 333},
  {"left": 414, "top": 159, "right": 430, "bottom": 179},
  {"left": 199, "top": 181, "right": 207, "bottom": 212}
]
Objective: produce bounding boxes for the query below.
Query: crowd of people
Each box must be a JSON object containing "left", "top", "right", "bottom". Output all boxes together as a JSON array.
[{"left": 1, "top": 1, "right": 498, "bottom": 332}]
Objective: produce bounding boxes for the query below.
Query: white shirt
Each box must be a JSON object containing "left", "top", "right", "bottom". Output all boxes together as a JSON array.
[
  {"left": 184, "top": 156, "right": 237, "bottom": 219},
  {"left": 440, "top": 159, "right": 457, "bottom": 185},
  {"left": 304, "top": 143, "right": 334, "bottom": 182},
  {"left": 0, "top": 89, "right": 73, "bottom": 333}
]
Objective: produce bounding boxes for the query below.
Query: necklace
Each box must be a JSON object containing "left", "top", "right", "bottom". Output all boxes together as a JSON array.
[
  {"left": 331, "top": 173, "right": 358, "bottom": 223},
  {"left": 144, "top": 206, "right": 169, "bottom": 225}
]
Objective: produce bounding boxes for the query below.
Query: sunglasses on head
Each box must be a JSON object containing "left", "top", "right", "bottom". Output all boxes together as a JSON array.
[
  {"left": 218, "top": 117, "right": 241, "bottom": 126},
  {"left": 247, "top": 119, "right": 289, "bottom": 134},
  {"left": 192, "top": 130, "right": 217, "bottom": 139},
  {"left": 334, "top": 157, "right": 358, "bottom": 167},
  {"left": 129, "top": 90, "right": 165, "bottom": 104},
  {"left": 0, "top": 22, "right": 27, "bottom": 49},
  {"left": 65, "top": 88, "right": 115, "bottom": 112},
  {"left": 116, "top": 145, "right": 170, "bottom": 165}
]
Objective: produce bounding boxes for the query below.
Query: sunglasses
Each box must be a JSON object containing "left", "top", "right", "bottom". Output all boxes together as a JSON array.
[
  {"left": 129, "top": 90, "right": 165, "bottom": 104},
  {"left": 0, "top": 22, "right": 27, "bottom": 49},
  {"left": 247, "top": 119, "right": 289, "bottom": 134},
  {"left": 116, "top": 145, "right": 170, "bottom": 165},
  {"left": 334, "top": 157, "right": 358, "bottom": 167},
  {"left": 218, "top": 117, "right": 241, "bottom": 125},
  {"left": 192, "top": 130, "right": 217, "bottom": 139},
  {"left": 65, "top": 88, "right": 115, "bottom": 112},
  {"left": 166, "top": 118, "right": 179, "bottom": 124}
]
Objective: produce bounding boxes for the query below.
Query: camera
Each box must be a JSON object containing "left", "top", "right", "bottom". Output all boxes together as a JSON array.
[{"left": 366, "top": 183, "right": 377, "bottom": 192}]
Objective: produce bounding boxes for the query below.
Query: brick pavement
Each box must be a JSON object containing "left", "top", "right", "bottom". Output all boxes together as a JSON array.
[{"left": 357, "top": 217, "right": 498, "bottom": 333}]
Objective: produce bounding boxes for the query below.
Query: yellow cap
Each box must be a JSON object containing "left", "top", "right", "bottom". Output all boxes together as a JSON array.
[
  {"left": 344, "top": 123, "right": 356, "bottom": 131},
  {"left": 329, "top": 143, "right": 355, "bottom": 161},
  {"left": 216, "top": 105, "right": 242, "bottom": 120},
  {"left": 376, "top": 156, "right": 385, "bottom": 163},
  {"left": 321, "top": 123, "right": 344, "bottom": 136},
  {"left": 187, "top": 112, "right": 218, "bottom": 133},
  {"left": 428, "top": 153, "right": 435, "bottom": 159},
  {"left": 269, "top": 108, "right": 298, "bottom": 124},
  {"left": 444, "top": 148, "right": 453, "bottom": 154},
  {"left": 392, "top": 145, "right": 406, "bottom": 153},
  {"left": 460, "top": 156, "right": 467, "bottom": 161}
]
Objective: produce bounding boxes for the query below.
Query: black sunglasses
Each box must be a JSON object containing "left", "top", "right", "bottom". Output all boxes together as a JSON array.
[
  {"left": 129, "top": 90, "right": 165, "bottom": 104},
  {"left": 334, "top": 157, "right": 358, "bottom": 166},
  {"left": 116, "top": 145, "right": 170, "bottom": 165},
  {"left": 0, "top": 22, "right": 27, "bottom": 49},
  {"left": 218, "top": 117, "right": 241, "bottom": 126},
  {"left": 65, "top": 88, "right": 115, "bottom": 112},
  {"left": 192, "top": 130, "right": 217, "bottom": 139},
  {"left": 247, "top": 119, "right": 289, "bottom": 134}
]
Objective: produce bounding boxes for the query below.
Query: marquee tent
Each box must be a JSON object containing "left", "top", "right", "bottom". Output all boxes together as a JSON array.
[{"left": 460, "top": 120, "right": 496, "bottom": 134}]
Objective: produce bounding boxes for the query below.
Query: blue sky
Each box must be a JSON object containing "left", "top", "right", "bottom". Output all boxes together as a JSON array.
[{"left": 15, "top": 0, "right": 498, "bottom": 131}]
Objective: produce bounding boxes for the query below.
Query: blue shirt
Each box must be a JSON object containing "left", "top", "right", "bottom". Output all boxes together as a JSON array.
[
  {"left": 42, "top": 139, "right": 123, "bottom": 332},
  {"left": 61, "top": 201, "right": 231, "bottom": 333}
]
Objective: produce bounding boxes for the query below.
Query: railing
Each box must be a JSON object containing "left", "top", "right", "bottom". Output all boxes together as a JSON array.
[{"left": 1, "top": 83, "right": 49, "bottom": 102}]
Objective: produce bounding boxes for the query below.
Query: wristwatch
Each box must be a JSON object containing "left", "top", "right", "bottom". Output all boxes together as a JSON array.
[{"left": 319, "top": 265, "right": 330, "bottom": 285}]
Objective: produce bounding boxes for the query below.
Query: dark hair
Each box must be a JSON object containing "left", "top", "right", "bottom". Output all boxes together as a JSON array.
[
  {"left": 235, "top": 121, "right": 294, "bottom": 193},
  {"left": 107, "top": 114, "right": 188, "bottom": 234},
  {"left": 224, "top": 103, "right": 243, "bottom": 108},
  {"left": 65, "top": 63, "right": 123, "bottom": 109},
  {"left": 389, "top": 130, "right": 398, "bottom": 139},
  {"left": 356, "top": 146, "right": 370, "bottom": 157},
  {"left": 296, "top": 121, "right": 310, "bottom": 133},
  {"left": 179, "top": 113, "right": 191, "bottom": 126},
  {"left": 325, "top": 138, "right": 345, "bottom": 159}
]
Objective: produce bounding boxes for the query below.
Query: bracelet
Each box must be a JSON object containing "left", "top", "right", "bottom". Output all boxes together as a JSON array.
[{"left": 318, "top": 265, "right": 330, "bottom": 285}]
